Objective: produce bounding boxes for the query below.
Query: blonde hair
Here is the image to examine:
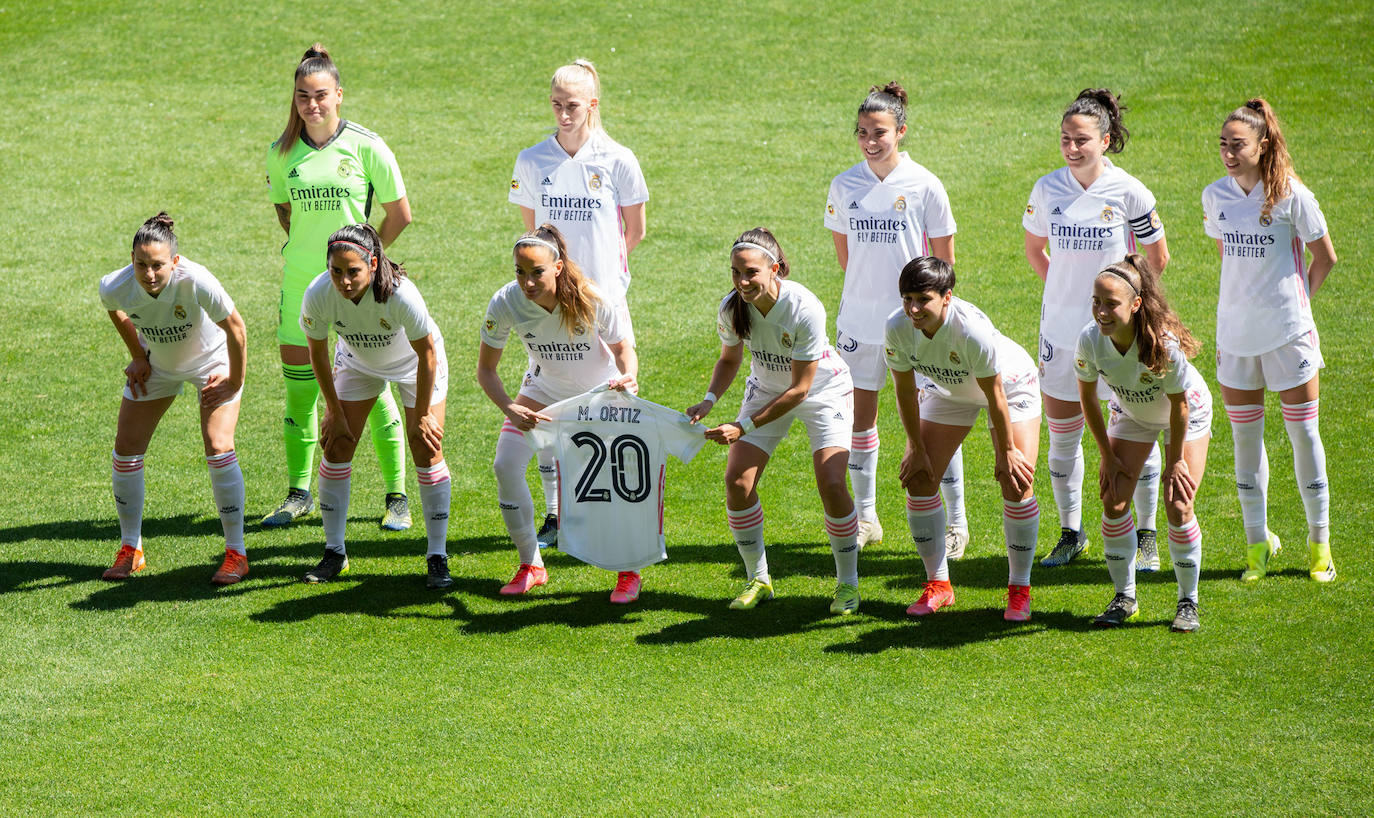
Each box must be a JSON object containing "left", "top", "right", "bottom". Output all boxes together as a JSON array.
[{"left": 551, "top": 59, "right": 604, "bottom": 134}]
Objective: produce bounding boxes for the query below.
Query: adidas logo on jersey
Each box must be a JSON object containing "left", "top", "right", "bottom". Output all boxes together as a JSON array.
[
  {"left": 848, "top": 201, "right": 859, "bottom": 209},
  {"left": 540, "top": 176, "right": 552, "bottom": 185},
  {"left": 1051, "top": 206, "right": 1062, "bottom": 215},
  {"left": 1299, "top": 359, "right": 1310, "bottom": 368},
  {"left": 334, "top": 320, "right": 346, "bottom": 329},
  {"left": 288, "top": 168, "right": 299, "bottom": 178},
  {"left": 1218, "top": 211, "right": 1227, "bottom": 221},
  {"left": 524, "top": 332, "right": 537, "bottom": 339},
  {"left": 128, "top": 313, "right": 140, "bottom": 319}
]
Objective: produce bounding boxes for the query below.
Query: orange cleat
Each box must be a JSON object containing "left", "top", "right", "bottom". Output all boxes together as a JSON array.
[
  {"left": 906, "top": 580, "right": 955, "bottom": 616},
  {"left": 500, "top": 563, "right": 548, "bottom": 595},
  {"left": 1004, "top": 584, "right": 1032, "bottom": 622},
  {"left": 211, "top": 549, "right": 249, "bottom": 586},
  {"left": 102, "top": 544, "right": 146, "bottom": 581},
  {"left": 610, "top": 571, "right": 642, "bottom": 604}
]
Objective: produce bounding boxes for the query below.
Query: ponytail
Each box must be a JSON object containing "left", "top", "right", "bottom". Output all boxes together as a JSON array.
[
  {"left": 327, "top": 223, "right": 405, "bottom": 303},
  {"left": 1225, "top": 98, "right": 1297, "bottom": 220},
  {"left": 550, "top": 59, "right": 604, "bottom": 134},
  {"left": 276, "top": 43, "right": 341, "bottom": 156},
  {"left": 1098, "top": 254, "right": 1199, "bottom": 375},
  {"left": 516, "top": 223, "right": 599, "bottom": 335},
  {"left": 1063, "top": 88, "right": 1129, "bottom": 154},
  {"left": 725, "top": 227, "right": 790, "bottom": 340},
  {"left": 856, "top": 81, "right": 908, "bottom": 132},
  {"left": 132, "top": 211, "right": 177, "bottom": 256}
]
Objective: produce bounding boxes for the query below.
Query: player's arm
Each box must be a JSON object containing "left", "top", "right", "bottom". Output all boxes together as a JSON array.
[
  {"left": 705, "top": 357, "right": 816, "bottom": 445},
  {"left": 377, "top": 197, "right": 413, "bottom": 247},
  {"left": 621, "top": 203, "right": 646, "bottom": 255},
  {"left": 686, "top": 342, "right": 743, "bottom": 423},
  {"left": 518, "top": 207, "right": 536, "bottom": 231},
  {"left": 978, "top": 373, "right": 1033, "bottom": 495},
  {"left": 1306, "top": 234, "right": 1336, "bottom": 295},
  {"left": 308, "top": 335, "right": 354, "bottom": 447},
  {"left": 476, "top": 341, "right": 547, "bottom": 431},
  {"left": 1024, "top": 231, "right": 1050, "bottom": 281},
  {"left": 1164, "top": 390, "right": 1197, "bottom": 505},
  {"left": 410, "top": 333, "right": 441, "bottom": 449},
  {"left": 1079, "top": 375, "right": 1126, "bottom": 504},
  {"left": 891, "top": 367, "right": 932, "bottom": 490},
  {"left": 830, "top": 230, "right": 848, "bottom": 271},
  {"left": 606, "top": 338, "right": 639, "bottom": 394},
  {"left": 1144, "top": 232, "right": 1170, "bottom": 275},
  {"left": 274, "top": 202, "right": 291, "bottom": 235},
  {"left": 107, "top": 309, "right": 150, "bottom": 397},
  {"left": 201, "top": 309, "right": 247, "bottom": 408},
  {"left": 929, "top": 235, "right": 955, "bottom": 266}
]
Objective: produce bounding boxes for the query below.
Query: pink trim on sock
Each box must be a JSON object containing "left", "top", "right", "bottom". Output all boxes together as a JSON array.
[
  {"left": 906, "top": 494, "right": 943, "bottom": 513},
  {"left": 499, "top": 420, "right": 524, "bottom": 437},
  {"left": 1102, "top": 514, "right": 1136, "bottom": 537},
  {"left": 728, "top": 505, "right": 764, "bottom": 530},
  {"left": 1280, "top": 402, "right": 1319, "bottom": 422},
  {"left": 1225, "top": 405, "right": 1265, "bottom": 423},
  {"left": 207, "top": 452, "right": 238, "bottom": 469},
  {"left": 318, "top": 462, "right": 352, "bottom": 480},
  {"left": 850, "top": 430, "right": 879, "bottom": 452},
  {"left": 1047, "top": 416, "right": 1085, "bottom": 434},
  {"left": 112, "top": 454, "right": 144, "bottom": 473},
  {"left": 1168, "top": 519, "right": 1201, "bottom": 545},
  {"left": 417, "top": 463, "right": 451, "bottom": 485},
  {"left": 825, "top": 513, "right": 860, "bottom": 537},
  {"left": 1003, "top": 499, "right": 1040, "bottom": 520}
]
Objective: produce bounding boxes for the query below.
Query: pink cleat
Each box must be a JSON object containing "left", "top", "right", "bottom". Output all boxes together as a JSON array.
[
  {"left": 609, "top": 571, "right": 642, "bottom": 604},
  {"left": 500, "top": 563, "right": 548, "bottom": 595},
  {"left": 1004, "top": 584, "right": 1032, "bottom": 622},
  {"left": 906, "top": 580, "right": 955, "bottom": 616}
]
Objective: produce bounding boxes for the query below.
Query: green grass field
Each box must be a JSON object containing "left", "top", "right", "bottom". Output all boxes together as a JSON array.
[{"left": 1, "top": 1, "right": 1371, "bottom": 814}]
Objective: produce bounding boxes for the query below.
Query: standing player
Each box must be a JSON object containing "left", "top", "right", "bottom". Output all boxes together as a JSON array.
[
  {"left": 824, "top": 82, "right": 966, "bottom": 555},
  {"left": 885, "top": 258, "right": 1042, "bottom": 622},
  {"left": 1076, "top": 256, "right": 1211, "bottom": 631},
  {"left": 1024, "top": 88, "right": 1170, "bottom": 570},
  {"left": 685, "top": 228, "right": 862, "bottom": 616},
  {"left": 477, "top": 225, "right": 642, "bottom": 602},
  {"left": 509, "top": 59, "right": 649, "bottom": 551},
  {"left": 264, "top": 43, "right": 414, "bottom": 531},
  {"left": 1204, "top": 98, "right": 1338, "bottom": 583},
  {"left": 299, "top": 224, "right": 452, "bottom": 588},
  {"left": 99, "top": 213, "right": 249, "bottom": 585}
]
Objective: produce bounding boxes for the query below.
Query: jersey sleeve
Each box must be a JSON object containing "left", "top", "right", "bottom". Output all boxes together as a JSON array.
[
  {"left": 1201, "top": 185, "right": 1223, "bottom": 240},
  {"left": 921, "top": 175, "right": 957, "bottom": 238},
  {"left": 193, "top": 269, "right": 235, "bottom": 324},
  {"left": 299, "top": 281, "right": 330, "bottom": 340},
  {"left": 1287, "top": 183, "right": 1329, "bottom": 243},
  {"left": 883, "top": 312, "right": 912, "bottom": 372},
  {"left": 397, "top": 283, "right": 433, "bottom": 341},
  {"left": 265, "top": 143, "right": 291, "bottom": 205},
  {"left": 1124, "top": 177, "right": 1164, "bottom": 245},
  {"left": 1073, "top": 328, "right": 1099, "bottom": 382},
  {"left": 1022, "top": 180, "right": 1048, "bottom": 237},
  {"left": 823, "top": 176, "right": 847, "bottom": 233},
  {"left": 1160, "top": 343, "right": 1189, "bottom": 394},
  {"left": 612, "top": 150, "right": 649, "bottom": 207},
  {"left": 595, "top": 296, "right": 626, "bottom": 347},
  {"left": 480, "top": 290, "right": 514, "bottom": 348},
  {"left": 642, "top": 399, "right": 708, "bottom": 464},
  {"left": 716, "top": 297, "right": 741, "bottom": 348},
  {"left": 963, "top": 326, "right": 1000, "bottom": 380},
  {"left": 787, "top": 297, "right": 828, "bottom": 362},
  {"left": 360, "top": 137, "right": 405, "bottom": 203},
  {"left": 98, "top": 273, "right": 121, "bottom": 312},
  {"left": 508, "top": 151, "right": 537, "bottom": 208}
]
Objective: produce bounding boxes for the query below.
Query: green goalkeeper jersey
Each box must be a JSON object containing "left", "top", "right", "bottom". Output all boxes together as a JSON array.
[{"left": 266, "top": 120, "right": 405, "bottom": 283}]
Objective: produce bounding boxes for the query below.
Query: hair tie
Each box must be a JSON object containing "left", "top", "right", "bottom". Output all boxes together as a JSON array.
[
  {"left": 515, "top": 237, "right": 561, "bottom": 259},
  {"left": 731, "top": 241, "right": 778, "bottom": 263},
  {"left": 329, "top": 239, "right": 374, "bottom": 261},
  {"left": 1102, "top": 268, "right": 1139, "bottom": 296}
]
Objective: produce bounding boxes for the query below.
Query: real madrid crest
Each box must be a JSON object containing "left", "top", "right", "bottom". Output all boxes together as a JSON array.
[
  {"left": 1259, "top": 212, "right": 1273, "bottom": 227},
  {"left": 894, "top": 195, "right": 907, "bottom": 212},
  {"left": 588, "top": 173, "right": 602, "bottom": 191},
  {"left": 380, "top": 318, "right": 391, "bottom": 331},
  {"left": 174, "top": 305, "right": 186, "bottom": 320},
  {"left": 337, "top": 159, "right": 355, "bottom": 178},
  {"left": 780, "top": 331, "right": 792, "bottom": 349},
  {"left": 949, "top": 350, "right": 960, "bottom": 365},
  {"left": 1139, "top": 372, "right": 1153, "bottom": 385},
  {"left": 1101, "top": 206, "right": 1115, "bottom": 222}
]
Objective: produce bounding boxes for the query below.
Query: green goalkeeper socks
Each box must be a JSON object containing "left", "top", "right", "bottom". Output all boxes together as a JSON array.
[
  {"left": 282, "top": 364, "right": 320, "bottom": 491},
  {"left": 368, "top": 387, "right": 407, "bottom": 496}
]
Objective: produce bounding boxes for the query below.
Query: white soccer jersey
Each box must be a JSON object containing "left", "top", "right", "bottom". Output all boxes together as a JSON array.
[
  {"left": 300, "top": 274, "right": 440, "bottom": 379},
  {"left": 717, "top": 280, "right": 848, "bottom": 396},
  {"left": 1023, "top": 160, "right": 1165, "bottom": 347},
  {"left": 825, "top": 153, "right": 957, "bottom": 344},
  {"left": 509, "top": 132, "right": 650, "bottom": 301},
  {"left": 1073, "top": 324, "right": 1205, "bottom": 427},
  {"left": 523, "top": 387, "right": 707, "bottom": 571},
  {"left": 1202, "top": 175, "right": 1327, "bottom": 356},
  {"left": 99, "top": 257, "right": 234, "bottom": 377},
  {"left": 884, "top": 297, "right": 1024, "bottom": 406},
  {"left": 481, "top": 281, "right": 625, "bottom": 402}
]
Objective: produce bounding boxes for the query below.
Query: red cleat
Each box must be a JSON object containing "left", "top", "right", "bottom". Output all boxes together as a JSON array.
[
  {"left": 906, "top": 580, "right": 955, "bottom": 616},
  {"left": 610, "top": 571, "right": 641, "bottom": 604},
  {"left": 500, "top": 563, "right": 548, "bottom": 595},
  {"left": 102, "top": 544, "right": 146, "bottom": 581}
]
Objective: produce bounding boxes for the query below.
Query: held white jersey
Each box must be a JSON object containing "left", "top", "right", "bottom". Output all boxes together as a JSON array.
[
  {"left": 825, "top": 153, "right": 956, "bottom": 344},
  {"left": 1074, "top": 324, "right": 1205, "bottom": 427},
  {"left": 884, "top": 297, "right": 1024, "bottom": 406},
  {"left": 523, "top": 387, "right": 707, "bottom": 571},
  {"left": 1202, "top": 175, "right": 1327, "bottom": 356},
  {"left": 1024, "top": 160, "right": 1165, "bottom": 346},
  {"left": 481, "top": 281, "right": 625, "bottom": 401},
  {"left": 509, "top": 132, "right": 649, "bottom": 301},
  {"left": 300, "top": 274, "right": 440, "bottom": 378},
  {"left": 717, "top": 280, "right": 849, "bottom": 396},
  {"left": 99, "top": 256, "right": 234, "bottom": 377}
]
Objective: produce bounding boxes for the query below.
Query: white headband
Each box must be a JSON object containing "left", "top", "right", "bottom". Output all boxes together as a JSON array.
[
  {"left": 731, "top": 241, "right": 778, "bottom": 263},
  {"left": 515, "top": 237, "right": 561, "bottom": 259}
]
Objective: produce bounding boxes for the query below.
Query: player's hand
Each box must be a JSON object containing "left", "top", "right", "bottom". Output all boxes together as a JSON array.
[
  {"left": 704, "top": 421, "right": 745, "bottom": 445},
  {"left": 898, "top": 444, "right": 935, "bottom": 490},
  {"left": 685, "top": 399, "right": 714, "bottom": 424},
  {"left": 1164, "top": 458, "right": 1198, "bottom": 506},
  {"left": 320, "top": 409, "right": 356, "bottom": 449},
  {"left": 416, "top": 411, "right": 444, "bottom": 452},
  {"left": 1098, "top": 453, "right": 1136, "bottom": 506},
  {"left": 506, "top": 403, "right": 551, "bottom": 432},
  {"left": 199, "top": 372, "right": 241, "bottom": 409},
  {"left": 996, "top": 446, "right": 1036, "bottom": 497},
  {"left": 608, "top": 374, "right": 638, "bottom": 394},
  {"left": 124, "top": 356, "right": 151, "bottom": 398}
]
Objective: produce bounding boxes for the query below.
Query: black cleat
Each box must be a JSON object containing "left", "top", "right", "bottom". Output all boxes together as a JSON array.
[
  {"left": 262, "top": 488, "right": 313, "bottom": 528},
  {"left": 1092, "top": 592, "right": 1139, "bottom": 627},
  {"left": 303, "top": 549, "right": 350, "bottom": 583},
  {"left": 536, "top": 513, "right": 559, "bottom": 550},
  {"left": 426, "top": 554, "right": 453, "bottom": 590}
]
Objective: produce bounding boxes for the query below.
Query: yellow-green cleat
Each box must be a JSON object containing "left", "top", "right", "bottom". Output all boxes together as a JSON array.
[
  {"left": 1309, "top": 541, "right": 1336, "bottom": 583},
  {"left": 1240, "top": 532, "right": 1281, "bottom": 582},
  {"left": 830, "top": 582, "right": 861, "bottom": 616},
  {"left": 729, "top": 578, "right": 775, "bottom": 610}
]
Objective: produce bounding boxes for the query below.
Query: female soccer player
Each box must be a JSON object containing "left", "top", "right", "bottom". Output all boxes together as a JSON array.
[
  {"left": 1203, "top": 98, "right": 1337, "bottom": 583},
  {"left": 98, "top": 213, "right": 249, "bottom": 585},
  {"left": 685, "top": 228, "right": 862, "bottom": 616},
  {"left": 264, "top": 43, "right": 414, "bottom": 531},
  {"left": 1025, "top": 89, "right": 1170, "bottom": 571},
  {"left": 824, "top": 82, "right": 965, "bottom": 555},
  {"left": 886, "top": 257, "right": 1041, "bottom": 621},
  {"left": 1076, "top": 255, "right": 1211, "bottom": 631},
  {"left": 477, "top": 225, "right": 642, "bottom": 603},
  {"left": 509, "top": 59, "right": 649, "bottom": 550},
  {"left": 299, "top": 224, "right": 451, "bottom": 588}
]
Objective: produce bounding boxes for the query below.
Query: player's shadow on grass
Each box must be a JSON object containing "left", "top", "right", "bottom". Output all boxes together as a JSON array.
[
  {"left": 822, "top": 607, "right": 1095, "bottom": 654},
  {"left": 0, "top": 514, "right": 223, "bottom": 546}
]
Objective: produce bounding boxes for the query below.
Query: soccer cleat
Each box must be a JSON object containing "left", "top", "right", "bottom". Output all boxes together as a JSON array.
[
  {"left": 380, "top": 493, "right": 411, "bottom": 531},
  {"left": 426, "top": 554, "right": 453, "bottom": 590},
  {"left": 536, "top": 514, "right": 559, "bottom": 549},
  {"left": 1240, "top": 532, "right": 1281, "bottom": 582},
  {"left": 1004, "top": 584, "right": 1032, "bottom": 622},
  {"left": 907, "top": 580, "right": 955, "bottom": 616},
  {"left": 210, "top": 549, "right": 249, "bottom": 586},
  {"left": 1092, "top": 593, "right": 1139, "bottom": 627},
  {"left": 728, "top": 578, "right": 775, "bottom": 610},
  {"left": 945, "top": 526, "right": 970, "bottom": 560},
  {"left": 1040, "top": 527, "right": 1089, "bottom": 567},
  {"left": 303, "top": 549, "right": 349, "bottom": 583},
  {"left": 1135, "top": 529, "right": 1160, "bottom": 572},
  {"left": 830, "top": 582, "right": 861, "bottom": 616},
  {"left": 856, "top": 518, "right": 883, "bottom": 550},
  {"left": 499, "top": 563, "right": 548, "bottom": 595},
  {"left": 610, "top": 571, "right": 642, "bottom": 604},
  {"left": 1309, "top": 541, "right": 1336, "bottom": 583},
  {"left": 102, "top": 544, "right": 146, "bottom": 581},
  {"left": 261, "top": 488, "right": 313, "bottom": 528},
  {"left": 1170, "top": 597, "right": 1200, "bottom": 632}
]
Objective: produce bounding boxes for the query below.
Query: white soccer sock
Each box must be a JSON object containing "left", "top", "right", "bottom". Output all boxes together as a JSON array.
[
  {"left": 848, "top": 428, "right": 880, "bottom": 523},
  {"left": 906, "top": 493, "right": 947, "bottom": 582},
  {"left": 941, "top": 445, "right": 968, "bottom": 531},
  {"left": 206, "top": 451, "right": 245, "bottom": 555},
  {"left": 537, "top": 449, "right": 559, "bottom": 517},
  {"left": 1281, "top": 400, "right": 1330, "bottom": 543},
  {"left": 826, "top": 508, "right": 860, "bottom": 587},
  {"left": 1047, "top": 414, "right": 1086, "bottom": 532},
  {"left": 416, "top": 461, "right": 451, "bottom": 558},
  {"left": 1133, "top": 442, "right": 1161, "bottom": 532},
  {"left": 1002, "top": 497, "right": 1039, "bottom": 586},
  {"left": 495, "top": 424, "right": 542, "bottom": 568},
  {"left": 317, "top": 459, "right": 352, "bottom": 556},
  {"left": 1226, "top": 404, "right": 1270, "bottom": 544},
  {"left": 111, "top": 451, "right": 145, "bottom": 550},
  {"left": 1101, "top": 511, "right": 1137, "bottom": 597},
  {"left": 728, "top": 501, "right": 768, "bottom": 582},
  {"left": 1168, "top": 518, "right": 1202, "bottom": 602}
]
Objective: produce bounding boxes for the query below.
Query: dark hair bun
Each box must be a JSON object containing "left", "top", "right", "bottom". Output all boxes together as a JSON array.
[
  {"left": 878, "top": 81, "right": 908, "bottom": 106},
  {"left": 145, "top": 211, "right": 174, "bottom": 230},
  {"left": 302, "top": 42, "right": 330, "bottom": 61}
]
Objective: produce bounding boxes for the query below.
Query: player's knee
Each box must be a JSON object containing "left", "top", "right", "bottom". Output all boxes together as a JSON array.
[
  {"left": 407, "top": 428, "right": 437, "bottom": 460},
  {"left": 321, "top": 438, "right": 357, "bottom": 464},
  {"left": 1166, "top": 497, "right": 1193, "bottom": 526}
]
